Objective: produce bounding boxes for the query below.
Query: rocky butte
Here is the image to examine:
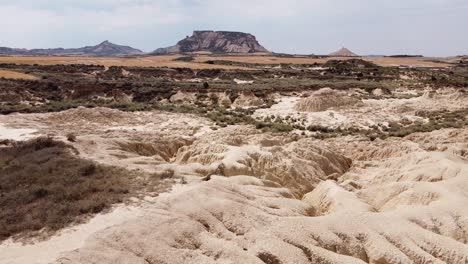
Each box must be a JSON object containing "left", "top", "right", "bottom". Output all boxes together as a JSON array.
[{"left": 154, "top": 30, "right": 270, "bottom": 54}]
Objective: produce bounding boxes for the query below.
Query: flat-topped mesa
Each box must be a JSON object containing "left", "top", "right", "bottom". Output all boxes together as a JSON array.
[{"left": 154, "top": 30, "right": 270, "bottom": 54}]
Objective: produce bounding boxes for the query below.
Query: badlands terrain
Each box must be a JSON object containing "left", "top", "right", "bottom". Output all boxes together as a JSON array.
[{"left": 0, "top": 54, "right": 468, "bottom": 264}]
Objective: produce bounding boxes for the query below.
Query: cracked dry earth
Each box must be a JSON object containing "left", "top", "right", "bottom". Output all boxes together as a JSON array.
[{"left": 1, "top": 94, "right": 468, "bottom": 263}]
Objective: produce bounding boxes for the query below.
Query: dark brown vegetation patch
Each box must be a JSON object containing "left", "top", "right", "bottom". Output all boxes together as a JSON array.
[
  {"left": 257, "top": 252, "right": 282, "bottom": 264},
  {"left": 0, "top": 137, "right": 172, "bottom": 241}
]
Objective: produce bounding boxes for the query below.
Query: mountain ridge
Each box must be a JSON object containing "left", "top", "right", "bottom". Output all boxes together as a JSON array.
[{"left": 0, "top": 41, "right": 143, "bottom": 57}]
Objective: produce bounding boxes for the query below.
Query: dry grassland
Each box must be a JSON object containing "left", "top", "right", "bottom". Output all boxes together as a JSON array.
[
  {"left": 0, "top": 55, "right": 452, "bottom": 69},
  {"left": 0, "top": 69, "right": 38, "bottom": 80}
]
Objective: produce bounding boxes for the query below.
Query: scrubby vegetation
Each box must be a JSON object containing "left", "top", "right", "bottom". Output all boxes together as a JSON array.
[
  {"left": 1, "top": 60, "right": 466, "bottom": 140},
  {"left": 15, "top": 96, "right": 461, "bottom": 139},
  {"left": 154, "top": 102, "right": 295, "bottom": 133},
  {"left": 298, "top": 108, "right": 468, "bottom": 140},
  {"left": 0, "top": 100, "right": 157, "bottom": 115},
  {"left": 0, "top": 137, "right": 174, "bottom": 241},
  {"left": 173, "top": 56, "right": 195, "bottom": 62},
  {"left": 2, "top": 59, "right": 465, "bottom": 117}
]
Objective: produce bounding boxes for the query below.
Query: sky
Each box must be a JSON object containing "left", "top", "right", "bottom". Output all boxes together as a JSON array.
[{"left": 0, "top": 0, "right": 467, "bottom": 56}]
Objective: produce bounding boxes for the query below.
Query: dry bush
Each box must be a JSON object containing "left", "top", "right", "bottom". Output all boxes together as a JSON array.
[
  {"left": 66, "top": 133, "right": 77, "bottom": 142},
  {"left": 0, "top": 137, "right": 142, "bottom": 241}
]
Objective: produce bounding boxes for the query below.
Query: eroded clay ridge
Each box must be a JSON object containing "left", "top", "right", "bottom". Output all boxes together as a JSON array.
[{"left": 56, "top": 127, "right": 468, "bottom": 264}]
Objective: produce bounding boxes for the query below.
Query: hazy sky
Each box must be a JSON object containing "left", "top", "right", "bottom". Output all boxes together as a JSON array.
[{"left": 0, "top": 0, "right": 467, "bottom": 56}]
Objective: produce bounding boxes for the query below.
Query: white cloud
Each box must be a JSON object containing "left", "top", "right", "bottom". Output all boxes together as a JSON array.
[
  {"left": 0, "top": 1, "right": 187, "bottom": 32},
  {"left": 0, "top": 0, "right": 466, "bottom": 56}
]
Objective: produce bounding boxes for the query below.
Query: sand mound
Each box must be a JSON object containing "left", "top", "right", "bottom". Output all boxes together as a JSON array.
[
  {"left": 232, "top": 92, "right": 264, "bottom": 108},
  {"left": 47, "top": 107, "right": 135, "bottom": 126},
  {"left": 170, "top": 91, "right": 197, "bottom": 104},
  {"left": 217, "top": 93, "right": 233, "bottom": 107},
  {"left": 295, "top": 88, "right": 360, "bottom": 112}
]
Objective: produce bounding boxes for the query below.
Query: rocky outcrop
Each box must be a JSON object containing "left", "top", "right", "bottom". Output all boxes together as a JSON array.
[
  {"left": 154, "top": 31, "right": 269, "bottom": 54},
  {"left": 0, "top": 41, "right": 143, "bottom": 57}
]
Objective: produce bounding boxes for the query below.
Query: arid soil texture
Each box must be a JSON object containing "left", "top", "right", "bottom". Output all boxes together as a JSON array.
[{"left": 0, "top": 55, "right": 467, "bottom": 264}]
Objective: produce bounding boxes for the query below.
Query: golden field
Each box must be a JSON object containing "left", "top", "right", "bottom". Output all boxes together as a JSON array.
[
  {"left": 0, "top": 69, "right": 38, "bottom": 80},
  {"left": 0, "top": 55, "right": 452, "bottom": 69}
]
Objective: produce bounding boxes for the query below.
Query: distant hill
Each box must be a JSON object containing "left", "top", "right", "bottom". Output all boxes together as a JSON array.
[
  {"left": 362, "top": 55, "right": 386, "bottom": 58},
  {"left": 154, "top": 31, "right": 270, "bottom": 54},
  {"left": 0, "top": 47, "right": 29, "bottom": 55},
  {"left": 385, "top": 55, "right": 424, "bottom": 58},
  {"left": 329, "top": 48, "right": 359, "bottom": 57},
  {"left": 0, "top": 41, "right": 143, "bottom": 57}
]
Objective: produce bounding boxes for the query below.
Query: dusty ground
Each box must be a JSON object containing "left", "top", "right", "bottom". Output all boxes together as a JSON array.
[{"left": 0, "top": 56, "right": 467, "bottom": 263}]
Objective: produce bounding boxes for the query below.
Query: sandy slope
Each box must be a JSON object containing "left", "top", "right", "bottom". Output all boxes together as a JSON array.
[
  {"left": 0, "top": 206, "right": 143, "bottom": 264},
  {"left": 0, "top": 124, "right": 37, "bottom": 140}
]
